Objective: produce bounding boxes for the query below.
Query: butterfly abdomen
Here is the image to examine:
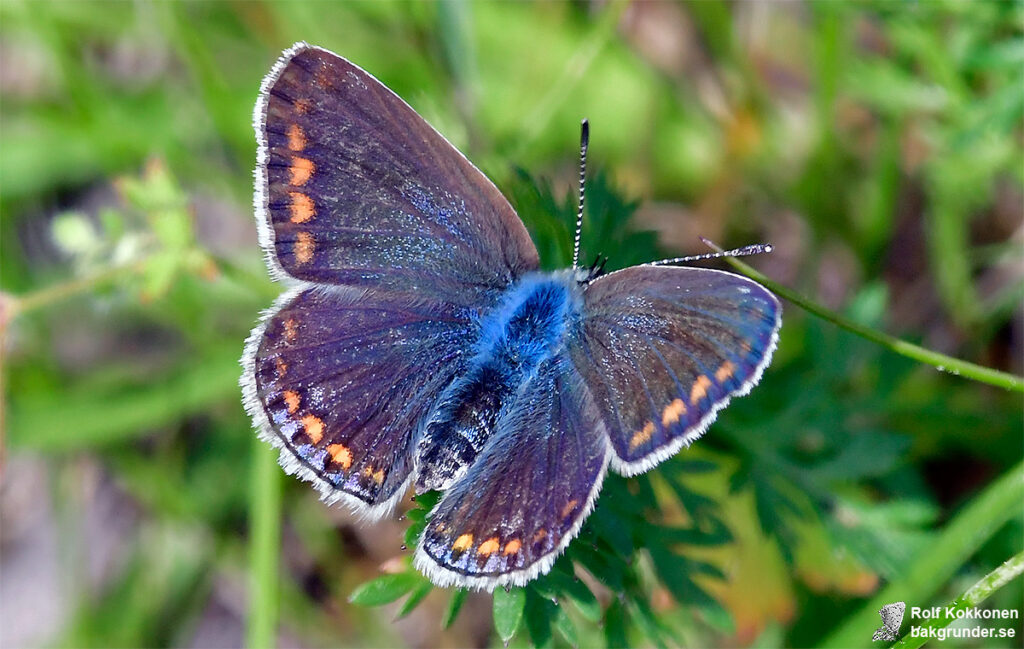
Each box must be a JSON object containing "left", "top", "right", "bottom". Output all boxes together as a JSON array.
[{"left": 415, "top": 272, "right": 582, "bottom": 492}]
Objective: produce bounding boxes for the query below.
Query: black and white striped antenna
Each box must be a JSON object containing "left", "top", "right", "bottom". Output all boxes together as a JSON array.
[
  {"left": 572, "top": 119, "right": 589, "bottom": 270},
  {"left": 648, "top": 238, "right": 773, "bottom": 266}
]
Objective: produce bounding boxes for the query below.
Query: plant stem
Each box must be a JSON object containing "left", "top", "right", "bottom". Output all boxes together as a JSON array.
[
  {"left": 5, "top": 260, "right": 146, "bottom": 320},
  {"left": 721, "top": 256, "right": 1024, "bottom": 392},
  {"left": 891, "top": 550, "right": 1024, "bottom": 649},
  {"left": 821, "top": 460, "right": 1024, "bottom": 648},
  {"left": 247, "top": 440, "right": 282, "bottom": 649}
]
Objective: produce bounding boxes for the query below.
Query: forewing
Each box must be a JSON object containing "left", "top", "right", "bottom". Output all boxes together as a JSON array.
[
  {"left": 414, "top": 357, "right": 609, "bottom": 590},
  {"left": 571, "top": 266, "right": 780, "bottom": 475},
  {"left": 254, "top": 43, "right": 539, "bottom": 303},
  {"left": 242, "top": 286, "right": 474, "bottom": 519}
]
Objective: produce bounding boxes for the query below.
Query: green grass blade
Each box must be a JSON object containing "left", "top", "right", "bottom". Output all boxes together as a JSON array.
[
  {"left": 722, "top": 255, "right": 1024, "bottom": 392},
  {"left": 822, "top": 460, "right": 1024, "bottom": 647},
  {"left": 247, "top": 440, "right": 282, "bottom": 649}
]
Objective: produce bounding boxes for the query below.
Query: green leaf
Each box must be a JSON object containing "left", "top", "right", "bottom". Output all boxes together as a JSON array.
[
  {"left": 404, "top": 519, "right": 426, "bottom": 548},
  {"left": 524, "top": 590, "right": 554, "bottom": 648},
  {"left": 545, "top": 569, "right": 601, "bottom": 623},
  {"left": 603, "top": 599, "right": 627, "bottom": 649},
  {"left": 493, "top": 586, "right": 527, "bottom": 644},
  {"left": 442, "top": 589, "right": 468, "bottom": 629},
  {"left": 412, "top": 490, "right": 443, "bottom": 510},
  {"left": 396, "top": 580, "right": 433, "bottom": 619},
  {"left": 348, "top": 572, "right": 423, "bottom": 607},
  {"left": 552, "top": 603, "right": 578, "bottom": 648}
]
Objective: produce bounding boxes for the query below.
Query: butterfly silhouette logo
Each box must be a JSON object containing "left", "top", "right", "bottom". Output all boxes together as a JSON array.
[
  {"left": 241, "top": 42, "right": 781, "bottom": 591},
  {"left": 873, "top": 601, "right": 906, "bottom": 642}
]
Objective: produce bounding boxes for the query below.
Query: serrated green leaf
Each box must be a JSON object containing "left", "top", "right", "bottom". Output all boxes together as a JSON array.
[
  {"left": 405, "top": 508, "right": 426, "bottom": 523},
  {"left": 404, "top": 519, "right": 426, "bottom": 548},
  {"left": 443, "top": 589, "right": 468, "bottom": 629},
  {"left": 493, "top": 586, "right": 527, "bottom": 643},
  {"left": 348, "top": 572, "right": 423, "bottom": 607},
  {"left": 413, "top": 490, "right": 443, "bottom": 510}
]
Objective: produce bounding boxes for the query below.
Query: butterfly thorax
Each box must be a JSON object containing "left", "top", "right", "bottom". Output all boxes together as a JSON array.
[{"left": 414, "top": 271, "right": 583, "bottom": 493}]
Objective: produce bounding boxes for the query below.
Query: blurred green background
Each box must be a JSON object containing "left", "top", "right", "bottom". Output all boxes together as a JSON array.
[{"left": 1, "top": 1, "right": 1022, "bottom": 648}]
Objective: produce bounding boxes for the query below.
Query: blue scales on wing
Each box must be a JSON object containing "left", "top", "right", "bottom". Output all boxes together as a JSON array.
[
  {"left": 247, "top": 287, "right": 475, "bottom": 518},
  {"left": 414, "top": 356, "right": 609, "bottom": 589},
  {"left": 246, "top": 43, "right": 543, "bottom": 519},
  {"left": 256, "top": 43, "right": 539, "bottom": 306},
  {"left": 570, "top": 266, "right": 781, "bottom": 475}
]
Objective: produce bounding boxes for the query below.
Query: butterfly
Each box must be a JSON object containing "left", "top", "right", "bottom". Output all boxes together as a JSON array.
[{"left": 241, "top": 42, "right": 781, "bottom": 591}]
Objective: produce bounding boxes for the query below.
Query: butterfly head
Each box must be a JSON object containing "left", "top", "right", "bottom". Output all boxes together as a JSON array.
[{"left": 576, "top": 253, "right": 608, "bottom": 284}]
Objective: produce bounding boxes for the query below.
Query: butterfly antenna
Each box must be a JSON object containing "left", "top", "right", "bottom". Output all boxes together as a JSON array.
[
  {"left": 648, "top": 237, "right": 773, "bottom": 266},
  {"left": 572, "top": 119, "right": 589, "bottom": 270}
]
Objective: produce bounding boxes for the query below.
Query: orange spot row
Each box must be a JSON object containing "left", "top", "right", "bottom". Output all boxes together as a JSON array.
[
  {"left": 294, "top": 232, "right": 315, "bottom": 264},
  {"left": 274, "top": 357, "right": 288, "bottom": 377},
  {"left": 447, "top": 531, "right": 525, "bottom": 558},
  {"left": 283, "top": 390, "right": 300, "bottom": 414},
  {"left": 287, "top": 123, "right": 306, "bottom": 151},
  {"left": 477, "top": 537, "right": 500, "bottom": 557},
  {"left": 301, "top": 414, "right": 324, "bottom": 445},
  {"left": 283, "top": 318, "right": 298, "bottom": 343},
  {"left": 690, "top": 375, "right": 712, "bottom": 405},
  {"left": 327, "top": 443, "right": 352, "bottom": 470},
  {"left": 559, "top": 499, "right": 579, "bottom": 520},
  {"left": 361, "top": 465, "right": 385, "bottom": 485},
  {"left": 294, "top": 98, "right": 312, "bottom": 115},
  {"left": 661, "top": 398, "right": 687, "bottom": 426},
  {"left": 715, "top": 361, "right": 736, "bottom": 383},
  {"left": 289, "top": 157, "right": 315, "bottom": 187},
  {"left": 629, "top": 421, "right": 656, "bottom": 450},
  {"left": 288, "top": 191, "right": 315, "bottom": 223}
]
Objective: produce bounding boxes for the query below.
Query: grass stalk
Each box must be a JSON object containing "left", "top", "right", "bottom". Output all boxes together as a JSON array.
[
  {"left": 248, "top": 440, "right": 282, "bottom": 649},
  {"left": 721, "top": 256, "right": 1024, "bottom": 392},
  {"left": 892, "top": 549, "right": 1024, "bottom": 649},
  {"left": 822, "top": 460, "right": 1024, "bottom": 647}
]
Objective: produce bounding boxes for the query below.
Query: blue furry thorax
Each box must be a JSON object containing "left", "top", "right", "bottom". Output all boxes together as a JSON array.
[{"left": 473, "top": 270, "right": 584, "bottom": 373}]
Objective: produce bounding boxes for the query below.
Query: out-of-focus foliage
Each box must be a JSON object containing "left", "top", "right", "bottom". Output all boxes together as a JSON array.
[{"left": 1, "top": 2, "right": 1020, "bottom": 648}]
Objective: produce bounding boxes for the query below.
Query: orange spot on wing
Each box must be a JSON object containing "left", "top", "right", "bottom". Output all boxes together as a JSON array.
[
  {"left": 503, "top": 539, "right": 522, "bottom": 555},
  {"left": 287, "top": 123, "right": 306, "bottom": 151},
  {"left": 300, "top": 414, "right": 324, "bottom": 444},
  {"left": 478, "top": 537, "right": 500, "bottom": 557},
  {"left": 275, "top": 357, "right": 288, "bottom": 377},
  {"left": 283, "top": 318, "right": 298, "bottom": 342},
  {"left": 629, "top": 421, "right": 656, "bottom": 450},
  {"left": 327, "top": 444, "right": 352, "bottom": 470},
  {"left": 283, "top": 390, "right": 300, "bottom": 414},
  {"left": 715, "top": 361, "right": 736, "bottom": 383},
  {"left": 314, "top": 64, "right": 334, "bottom": 89},
  {"left": 289, "top": 157, "right": 315, "bottom": 186},
  {"left": 532, "top": 528, "right": 547, "bottom": 543},
  {"left": 453, "top": 533, "right": 473, "bottom": 552},
  {"left": 560, "top": 499, "right": 579, "bottom": 520},
  {"left": 294, "top": 98, "right": 312, "bottom": 114},
  {"left": 661, "top": 398, "right": 687, "bottom": 426},
  {"left": 372, "top": 468, "right": 385, "bottom": 485},
  {"left": 740, "top": 341, "right": 752, "bottom": 354},
  {"left": 690, "top": 375, "right": 712, "bottom": 405},
  {"left": 294, "top": 231, "right": 315, "bottom": 264},
  {"left": 288, "top": 192, "right": 315, "bottom": 223}
]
